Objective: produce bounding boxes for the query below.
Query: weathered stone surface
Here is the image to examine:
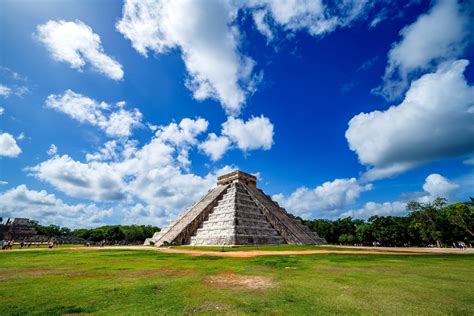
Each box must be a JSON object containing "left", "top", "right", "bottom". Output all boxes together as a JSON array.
[
  {"left": 146, "top": 170, "right": 326, "bottom": 246},
  {"left": 190, "top": 182, "right": 285, "bottom": 246},
  {"left": 147, "top": 185, "right": 228, "bottom": 247}
]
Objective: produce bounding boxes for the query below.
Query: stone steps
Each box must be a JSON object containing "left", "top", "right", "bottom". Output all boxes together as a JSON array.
[
  {"left": 148, "top": 185, "right": 228, "bottom": 246},
  {"left": 189, "top": 182, "right": 285, "bottom": 246},
  {"left": 245, "top": 186, "right": 319, "bottom": 245}
]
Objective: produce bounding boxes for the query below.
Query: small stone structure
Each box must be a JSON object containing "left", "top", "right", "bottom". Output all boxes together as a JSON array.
[{"left": 145, "top": 170, "right": 326, "bottom": 246}]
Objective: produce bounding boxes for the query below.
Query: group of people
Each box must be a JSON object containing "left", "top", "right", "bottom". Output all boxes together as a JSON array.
[
  {"left": 1, "top": 240, "right": 14, "bottom": 250},
  {"left": 453, "top": 241, "right": 468, "bottom": 249},
  {"left": 0, "top": 239, "right": 56, "bottom": 250}
]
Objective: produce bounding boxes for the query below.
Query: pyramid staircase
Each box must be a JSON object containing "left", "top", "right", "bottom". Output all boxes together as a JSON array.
[{"left": 190, "top": 182, "right": 285, "bottom": 245}]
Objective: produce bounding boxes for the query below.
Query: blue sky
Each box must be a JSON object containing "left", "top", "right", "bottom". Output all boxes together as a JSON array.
[{"left": 0, "top": 0, "right": 473, "bottom": 228}]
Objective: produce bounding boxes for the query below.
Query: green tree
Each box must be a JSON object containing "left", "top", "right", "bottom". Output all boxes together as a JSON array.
[
  {"left": 105, "top": 226, "right": 125, "bottom": 242},
  {"left": 408, "top": 198, "right": 447, "bottom": 247}
]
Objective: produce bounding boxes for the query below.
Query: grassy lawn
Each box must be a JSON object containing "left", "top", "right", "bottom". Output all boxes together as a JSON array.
[
  {"left": 0, "top": 249, "right": 473, "bottom": 315},
  {"left": 5, "top": 244, "right": 86, "bottom": 250}
]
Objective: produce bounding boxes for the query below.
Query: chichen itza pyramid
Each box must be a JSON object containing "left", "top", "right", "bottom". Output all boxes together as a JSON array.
[{"left": 145, "top": 170, "right": 326, "bottom": 246}]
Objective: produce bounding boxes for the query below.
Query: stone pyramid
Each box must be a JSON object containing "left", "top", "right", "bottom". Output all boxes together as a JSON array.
[{"left": 145, "top": 171, "right": 326, "bottom": 246}]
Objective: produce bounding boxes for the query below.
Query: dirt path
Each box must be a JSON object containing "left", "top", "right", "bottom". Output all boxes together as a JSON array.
[
  {"left": 3, "top": 245, "right": 473, "bottom": 257},
  {"left": 156, "top": 248, "right": 423, "bottom": 257}
]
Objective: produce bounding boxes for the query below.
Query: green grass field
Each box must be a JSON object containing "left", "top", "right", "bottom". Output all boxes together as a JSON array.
[{"left": 1, "top": 249, "right": 473, "bottom": 315}]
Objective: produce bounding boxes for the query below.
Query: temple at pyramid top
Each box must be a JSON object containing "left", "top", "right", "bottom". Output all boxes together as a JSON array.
[
  {"left": 145, "top": 170, "right": 326, "bottom": 247},
  {"left": 217, "top": 170, "right": 257, "bottom": 187}
]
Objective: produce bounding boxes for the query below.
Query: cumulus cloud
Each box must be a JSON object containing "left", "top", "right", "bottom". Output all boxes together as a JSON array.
[
  {"left": 340, "top": 201, "right": 407, "bottom": 219},
  {"left": 0, "top": 107, "right": 4, "bottom": 115},
  {"left": 346, "top": 59, "right": 474, "bottom": 181},
  {"left": 248, "top": 0, "right": 373, "bottom": 38},
  {"left": 199, "top": 133, "right": 231, "bottom": 161},
  {"left": 199, "top": 115, "right": 274, "bottom": 160},
  {"left": 0, "top": 133, "right": 22, "bottom": 157},
  {"left": 375, "top": 0, "right": 470, "bottom": 100},
  {"left": 47, "top": 144, "right": 58, "bottom": 156},
  {"left": 154, "top": 117, "right": 209, "bottom": 167},
  {"left": 28, "top": 120, "right": 237, "bottom": 226},
  {"left": 342, "top": 173, "right": 460, "bottom": 219},
  {"left": 116, "top": 0, "right": 257, "bottom": 115},
  {"left": 45, "top": 90, "right": 142, "bottom": 138},
  {"left": 222, "top": 115, "right": 274, "bottom": 151},
  {"left": 0, "top": 84, "right": 12, "bottom": 97},
  {"left": 30, "top": 155, "right": 129, "bottom": 202},
  {"left": 116, "top": 0, "right": 380, "bottom": 113},
  {"left": 156, "top": 118, "right": 208, "bottom": 148},
  {"left": 0, "top": 185, "right": 112, "bottom": 228},
  {"left": 36, "top": 20, "right": 123, "bottom": 80},
  {"left": 273, "top": 178, "right": 373, "bottom": 219},
  {"left": 418, "top": 173, "right": 459, "bottom": 203},
  {"left": 85, "top": 140, "right": 137, "bottom": 162}
]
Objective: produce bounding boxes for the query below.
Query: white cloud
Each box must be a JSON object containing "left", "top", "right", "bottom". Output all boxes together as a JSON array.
[
  {"left": 418, "top": 173, "right": 459, "bottom": 202},
  {"left": 45, "top": 90, "right": 142, "bottom": 138},
  {"left": 155, "top": 117, "right": 208, "bottom": 168},
  {"left": 0, "top": 133, "right": 22, "bottom": 157},
  {"left": 252, "top": 9, "right": 274, "bottom": 42},
  {"left": 464, "top": 157, "right": 474, "bottom": 165},
  {"left": 14, "top": 86, "right": 30, "bottom": 97},
  {"left": 30, "top": 154, "right": 129, "bottom": 202},
  {"left": 340, "top": 201, "right": 407, "bottom": 219},
  {"left": 248, "top": 0, "right": 373, "bottom": 38},
  {"left": 155, "top": 118, "right": 208, "bottom": 148},
  {"left": 273, "top": 178, "right": 373, "bottom": 219},
  {"left": 0, "top": 66, "right": 27, "bottom": 82},
  {"left": 0, "top": 107, "right": 4, "bottom": 115},
  {"left": 198, "top": 115, "right": 274, "bottom": 160},
  {"left": 28, "top": 122, "right": 236, "bottom": 226},
  {"left": 86, "top": 140, "right": 137, "bottom": 162},
  {"left": 0, "top": 84, "right": 29, "bottom": 98},
  {"left": 16, "top": 133, "right": 25, "bottom": 141},
  {"left": 0, "top": 84, "right": 11, "bottom": 97},
  {"left": 341, "top": 173, "right": 460, "bottom": 219},
  {"left": 0, "top": 185, "right": 112, "bottom": 228},
  {"left": 222, "top": 115, "right": 274, "bottom": 151},
  {"left": 47, "top": 144, "right": 58, "bottom": 156},
  {"left": 199, "top": 133, "right": 231, "bottom": 161},
  {"left": 117, "top": 0, "right": 257, "bottom": 115},
  {"left": 375, "top": 0, "right": 470, "bottom": 99},
  {"left": 36, "top": 20, "right": 123, "bottom": 80},
  {"left": 346, "top": 59, "right": 474, "bottom": 180},
  {"left": 115, "top": 1, "right": 383, "bottom": 114}
]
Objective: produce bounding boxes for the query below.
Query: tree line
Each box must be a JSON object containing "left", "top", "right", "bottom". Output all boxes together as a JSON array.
[
  {"left": 30, "top": 222, "right": 160, "bottom": 244},
  {"left": 303, "top": 198, "right": 474, "bottom": 247}
]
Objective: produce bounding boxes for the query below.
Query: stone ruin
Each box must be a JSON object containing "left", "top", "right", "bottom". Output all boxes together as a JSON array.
[
  {"left": 145, "top": 170, "right": 326, "bottom": 246},
  {"left": 0, "top": 218, "right": 37, "bottom": 240}
]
